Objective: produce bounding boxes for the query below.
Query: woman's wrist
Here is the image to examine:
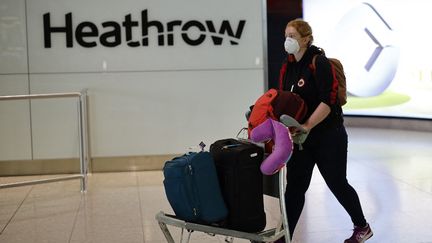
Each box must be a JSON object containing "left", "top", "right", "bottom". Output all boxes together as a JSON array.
[{"left": 302, "top": 123, "right": 312, "bottom": 133}]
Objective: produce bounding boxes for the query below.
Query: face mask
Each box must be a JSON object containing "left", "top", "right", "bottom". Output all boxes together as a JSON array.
[{"left": 284, "top": 37, "right": 300, "bottom": 54}]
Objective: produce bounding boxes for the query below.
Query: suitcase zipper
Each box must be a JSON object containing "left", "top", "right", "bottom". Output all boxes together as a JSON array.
[{"left": 185, "top": 155, "right": 200, "bottom": 220}]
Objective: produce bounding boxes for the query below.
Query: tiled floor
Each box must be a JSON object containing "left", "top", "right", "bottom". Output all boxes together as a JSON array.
[{"left": 1, "top": 127, "right": 432, "bottom": 243}]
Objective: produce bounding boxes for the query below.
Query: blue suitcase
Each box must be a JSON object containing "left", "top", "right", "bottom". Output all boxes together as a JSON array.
[{"left": 163, "top": 152, "right": 228, "bottom": 224}]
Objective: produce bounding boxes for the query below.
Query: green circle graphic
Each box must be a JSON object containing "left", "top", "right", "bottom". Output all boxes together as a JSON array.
[{"left": 344, "top": 91, "right": 411, "bottom": 109}]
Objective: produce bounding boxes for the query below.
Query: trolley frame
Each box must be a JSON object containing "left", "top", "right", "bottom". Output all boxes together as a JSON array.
[{"left": 155, "top": 165, "right": 291, "bottom": 243}]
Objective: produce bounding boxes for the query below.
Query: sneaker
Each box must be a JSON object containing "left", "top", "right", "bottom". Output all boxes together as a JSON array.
[{"left": 344, "top": 223, "right": 373, "bottom": 243}]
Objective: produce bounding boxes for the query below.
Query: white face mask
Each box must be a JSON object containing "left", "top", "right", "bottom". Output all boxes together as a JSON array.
[{"left": 284, "top": 37, "right": 300, "bottom": 54}]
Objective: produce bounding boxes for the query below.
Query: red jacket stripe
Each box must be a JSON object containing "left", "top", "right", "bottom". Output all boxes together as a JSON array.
[{"left": 330, "top": 64, "right": 338, "bottom": 105}]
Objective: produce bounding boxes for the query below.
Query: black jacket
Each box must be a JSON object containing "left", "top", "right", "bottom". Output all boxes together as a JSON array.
[{"left": 278, "top": 45, "right": 343, "bottom": 131}]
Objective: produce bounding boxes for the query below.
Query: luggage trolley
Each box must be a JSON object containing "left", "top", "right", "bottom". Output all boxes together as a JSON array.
[
  {"left": 155, "top": 165, "right": 290, "bottom": 243},
  {"left": 155, "top": 115, "right": 305, "bottom": 243}
]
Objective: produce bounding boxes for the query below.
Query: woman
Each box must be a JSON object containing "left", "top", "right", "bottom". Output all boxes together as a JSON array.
[{"left": 279, "top": 18, "right": 373, "bottom": 243}]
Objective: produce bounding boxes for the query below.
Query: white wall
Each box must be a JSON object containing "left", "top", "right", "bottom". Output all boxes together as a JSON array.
[{"left": 0, "top": 0, "right": 265, "bottom": 160}]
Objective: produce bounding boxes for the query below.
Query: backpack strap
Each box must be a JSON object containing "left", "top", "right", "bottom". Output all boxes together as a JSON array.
[
  {"left": 311, "top": 54, "right": 318, "bottom": 71},
  {"left": 311, "top": 54, "right": 342, "bottom": 105}
]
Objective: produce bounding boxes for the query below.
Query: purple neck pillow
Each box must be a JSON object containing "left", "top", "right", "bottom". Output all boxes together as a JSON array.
[{"left": 250, "top": 118, "right": 293, "bottom": 175}]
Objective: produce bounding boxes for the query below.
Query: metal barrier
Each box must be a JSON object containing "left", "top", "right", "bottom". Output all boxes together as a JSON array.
[{"left": 0, "top": 91, "right": 89, "bottom": 192}]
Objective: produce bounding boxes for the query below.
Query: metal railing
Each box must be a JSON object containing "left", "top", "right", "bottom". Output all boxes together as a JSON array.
[{"left": 0, "top": 90, "right": 89, "bottom": 192}]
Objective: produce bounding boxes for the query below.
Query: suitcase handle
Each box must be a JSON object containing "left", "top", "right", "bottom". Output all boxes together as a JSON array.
[
  {"left": 236, "top": 127, "right": 248, "bottom": 139},
  {"left": 222, "top": 144, "right": 242, "bottom": 149}
]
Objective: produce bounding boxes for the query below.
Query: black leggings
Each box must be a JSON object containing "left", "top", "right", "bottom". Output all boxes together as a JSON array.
[{"left": 284, "top": 125, "right": 366, "bottom": 237}]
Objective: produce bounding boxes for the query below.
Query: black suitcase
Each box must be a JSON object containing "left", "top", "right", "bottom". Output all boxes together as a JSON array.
[{"left": 210, "top": 138, "right": 266, "bottom": 232}]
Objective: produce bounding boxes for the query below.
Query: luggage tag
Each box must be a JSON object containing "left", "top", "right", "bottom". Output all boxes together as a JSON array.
[{"left": 187, "top": 141, "right": 207, "bottom": 153}]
